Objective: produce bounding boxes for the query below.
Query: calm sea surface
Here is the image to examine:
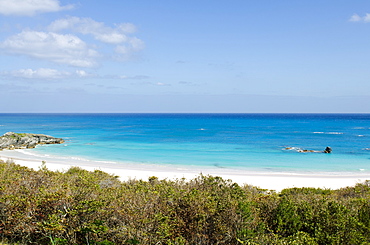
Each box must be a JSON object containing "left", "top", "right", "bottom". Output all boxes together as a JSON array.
[{"left": 1, "top": 113, "right": 369, "bottom": 173}]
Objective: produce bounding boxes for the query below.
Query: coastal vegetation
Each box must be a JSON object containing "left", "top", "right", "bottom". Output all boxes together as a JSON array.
[{"left": 0, "top": 160, "right": 370, "bottom": 244}]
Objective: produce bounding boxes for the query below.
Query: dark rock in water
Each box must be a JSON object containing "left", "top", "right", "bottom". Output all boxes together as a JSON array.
[
  {"left": 285, "top": 146, "right": 332, "bottom": 153},
  {"left": 324, "top": 146, "right": 332, "bottom": 153},
  {"left": 0, "top": 132, "right": 64, "bottom": 150}
]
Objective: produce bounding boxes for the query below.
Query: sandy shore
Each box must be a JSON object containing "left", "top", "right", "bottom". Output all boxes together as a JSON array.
[{"left": 1, "top": 149, "right": 369, "bottom": 192}]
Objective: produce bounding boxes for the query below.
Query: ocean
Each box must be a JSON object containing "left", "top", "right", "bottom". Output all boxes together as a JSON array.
[{"left": 0, "top": 113, "right": 369, "bottom": 174}]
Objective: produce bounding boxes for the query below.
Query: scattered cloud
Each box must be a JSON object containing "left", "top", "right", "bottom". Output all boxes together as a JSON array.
[
  {"left": 128, "top": 75, "right": 150, "bottom": 80},
  {"left": 155, "top": 82, "right": 170, "bottom": 86},
  {"left": 82, "top": 83, "right": 125, "bottom": 91},
  {"left": 4, "top": 68, "right": 70, "bottom": 79},
  {"left": 0, "top": 0, "right": 74, "bottom": 16},
  {"left": 0, "top": 4, "right": 145, "bottom": 82},
  {"left": 115, "top": 37, "right": 145, "bottom": 55},
  {"left": 349, "top": 13, "right": 370, "bottom": 22},
  {"left": 0, "top": 31, "right": 99, "bottom": 67},
  {"left": 75, "top": 70, "right": 95, "bottom": 78},
  {"left": 178, "top": 81, "right": 196, "bottom": 86},
  {"left": 97, "top": 74, "right": 150, "bottom": 80},
  {"left": 48, "top": 16, "right": 144, "bottom": 58},
  {"left": 0, "top": 82, "right": 30, "bottom": 92},
  {"left": 349, "top": 14, "right": 362, "bottom": 22},
  {"left": 56, "top": 87, "right": 86, "bottom": 93},
  {"left": 1, "top": 68, "right": 149, "bottom": 80},
  {"left": 126, "top": 80, "right": 171, "bottom": 86},
  {"left": 48, "top": 17, "right": 137, "bottom": 44},
  {"left": 0, "top": 17, "right": 144, "bottom": 67},
  {"left": 1, "top": 68, "right": 95, "bottom": 80}
]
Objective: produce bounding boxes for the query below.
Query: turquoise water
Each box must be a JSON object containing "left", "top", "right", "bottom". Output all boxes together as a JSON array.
[{"left": 0, "top": 113, "right": 369, "bottom": 173}]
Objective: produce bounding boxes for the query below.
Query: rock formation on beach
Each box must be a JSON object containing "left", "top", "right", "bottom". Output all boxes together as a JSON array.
[{"left": 0, "top": 132, "right": 64, "bottom": 150}]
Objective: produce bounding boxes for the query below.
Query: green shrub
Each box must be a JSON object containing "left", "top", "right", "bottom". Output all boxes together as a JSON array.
[{"left": 0, "top": 160, "right": 370, "bottom": 245}]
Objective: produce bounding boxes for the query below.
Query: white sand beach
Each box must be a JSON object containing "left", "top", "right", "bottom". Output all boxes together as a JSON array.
[{"left": 1, "top": 149, "right": 369, "bottom": 192}]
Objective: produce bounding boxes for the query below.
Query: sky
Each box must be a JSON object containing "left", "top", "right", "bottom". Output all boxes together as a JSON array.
[{"left": 0, "top": 0, "right": 370, "bottom": 113}]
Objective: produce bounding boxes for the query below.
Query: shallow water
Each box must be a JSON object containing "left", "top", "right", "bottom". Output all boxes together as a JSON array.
[{"left": 1, "top": 113, "right": 369, "bottom": 173}]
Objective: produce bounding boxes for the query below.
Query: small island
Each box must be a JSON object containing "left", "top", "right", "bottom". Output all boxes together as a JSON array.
[{"left": 0, "top": 132, "right": 64, "bottom": 150}]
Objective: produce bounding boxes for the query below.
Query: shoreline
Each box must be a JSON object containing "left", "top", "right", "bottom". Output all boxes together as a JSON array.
[{"left": 1, "top": 149, "right": 369, "bottom": 192}]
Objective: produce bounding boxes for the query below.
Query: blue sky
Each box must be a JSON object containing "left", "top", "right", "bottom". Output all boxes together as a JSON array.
[{"left": 0, "top": 0, "right": 370, "bottom": 113}]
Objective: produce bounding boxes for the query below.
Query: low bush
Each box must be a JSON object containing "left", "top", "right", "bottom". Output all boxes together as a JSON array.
[{"left": 0, "top": 160, "right": 369, "bottom": 244}]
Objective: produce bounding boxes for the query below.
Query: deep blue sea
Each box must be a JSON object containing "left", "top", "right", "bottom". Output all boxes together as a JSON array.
[{"left": 1, "top": 113, "right": 370, "bottom": 173}]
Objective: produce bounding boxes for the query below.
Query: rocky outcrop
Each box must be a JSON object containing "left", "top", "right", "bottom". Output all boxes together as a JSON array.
[
  {"left": 0, "top": 132, "right": 64, "bottom": 150},
  {"left": 285, "top": 146, "right": 332, "bottom": 153},
  {"left": 323, "top": 146, "right": 332, "bottom": 153}
]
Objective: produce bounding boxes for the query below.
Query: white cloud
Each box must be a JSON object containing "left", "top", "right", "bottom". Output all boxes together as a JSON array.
[
  {"left": 117, "top": 75, "right": 149, "bottom": 80},
  {"left": 0, "top": 31, "right": 99, "bottom": 67},
  {"left": 48, "top": 16, "right": 142, "bottom": 45},
  {"left": 2, "top": 68, "right": 96, "bottom": 79},
  {"left": 48, "top": 16, "right": 144, "bottom": 58},
  {"left": 3, "top": 68, "right": 70, "bottom": 79},
  {"left": 349, "top": 13, "right": 370, "bottom": 23},
  {"left": 155, "top": 82, "right": 170, "bottom": 86},
  {"left": 117, "top": 23, "right": 137, "bottom": 34},
  {"left": 75, "top": 70, "right": 95, "bottom": 78},
  {"left": 0, "top": 16, "right": 144, "bottom": 74},
  {"left": 349, "top": 14, "right": 362, "bottom": 22},
  {"left": 365, "top": 13, "right": 370, "bottom": 22},
  {"left": 114, "top": 37, "right": 145, "bottom": 60},
  {"left": 0, "top": 0, "right": 73, "bottom": 16}
]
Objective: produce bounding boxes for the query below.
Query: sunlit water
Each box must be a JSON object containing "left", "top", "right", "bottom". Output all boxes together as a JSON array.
[{"left": 1, "top": 113, "right": 369, "bottom": 173}]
